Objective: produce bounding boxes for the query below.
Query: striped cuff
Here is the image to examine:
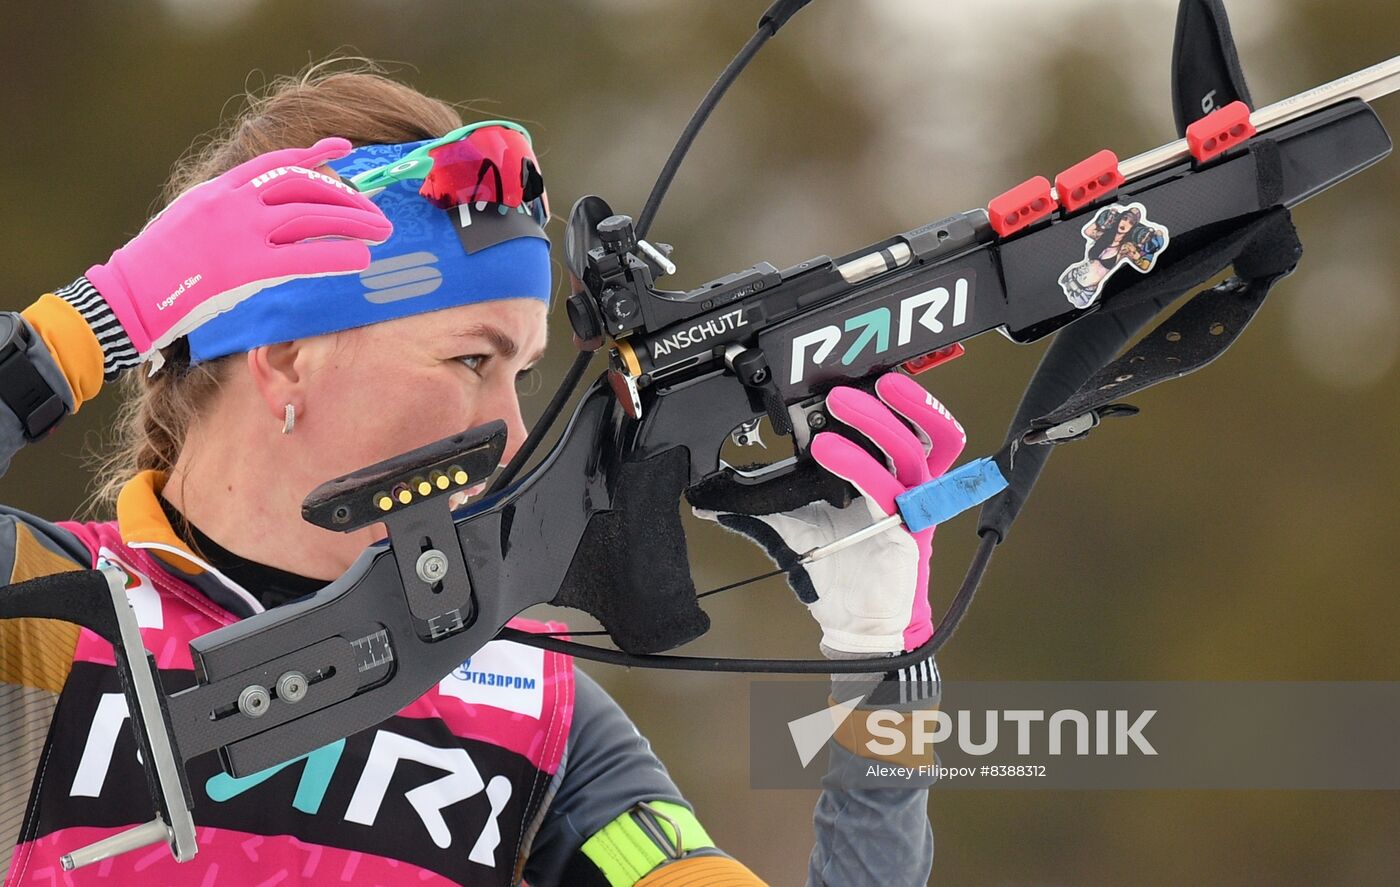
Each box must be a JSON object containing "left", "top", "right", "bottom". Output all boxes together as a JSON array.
[
  {"left": 55, "top": 276, "right": 141, "bottom": 380},
  {"left": 828, "top": 651, "right": 941, "bottom": 710},
  {"left": 871, "top": 656, "right": 941, "bottom": 708}
]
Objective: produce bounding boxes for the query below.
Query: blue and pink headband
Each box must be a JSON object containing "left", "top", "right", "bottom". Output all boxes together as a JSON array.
[{"left": 187, "top": 138, "right": 552, "bottom": 364}]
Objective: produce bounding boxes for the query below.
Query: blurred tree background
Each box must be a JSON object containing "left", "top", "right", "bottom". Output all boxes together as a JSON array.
[{"left": 2, "top": 1, "right": 1398, "bottom": 883}]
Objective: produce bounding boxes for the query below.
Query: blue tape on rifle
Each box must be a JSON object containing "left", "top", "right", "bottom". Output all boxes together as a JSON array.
[{"left": 895, "top": 457, "right": 1009, "bottom": 533}]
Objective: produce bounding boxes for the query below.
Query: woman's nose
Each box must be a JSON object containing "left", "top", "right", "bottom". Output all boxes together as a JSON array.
[{"left": 492, "top": 386, "right": 530, "bottom": 468}]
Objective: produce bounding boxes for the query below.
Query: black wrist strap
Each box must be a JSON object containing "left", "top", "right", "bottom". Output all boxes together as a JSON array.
[{"left": 0, "top": 314, "right": 68, "bottom": 440}]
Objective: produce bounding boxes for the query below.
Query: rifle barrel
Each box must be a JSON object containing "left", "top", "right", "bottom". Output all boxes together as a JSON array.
[{"left": 1116, "top": 55, "right": 1400, "bottom": 184}]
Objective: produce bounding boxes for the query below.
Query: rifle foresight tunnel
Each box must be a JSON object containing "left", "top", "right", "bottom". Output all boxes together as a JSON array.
[{"left": 3, "top": 0, "right": 1396, "bottom": 871}]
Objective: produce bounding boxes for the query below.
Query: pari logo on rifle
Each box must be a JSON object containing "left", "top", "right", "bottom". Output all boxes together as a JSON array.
[{"left": 780, "top": 272, "right": 975, "bottom": 387}]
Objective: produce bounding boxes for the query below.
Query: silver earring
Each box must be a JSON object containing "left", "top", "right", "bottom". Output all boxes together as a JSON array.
[{"left": 282, "top": 404, "right": 296, "bottom": 435}]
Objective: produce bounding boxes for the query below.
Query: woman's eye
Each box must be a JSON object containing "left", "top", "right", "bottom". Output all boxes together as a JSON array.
[{"left": 457, "top": 355, "right": 540, "bottom": 394}]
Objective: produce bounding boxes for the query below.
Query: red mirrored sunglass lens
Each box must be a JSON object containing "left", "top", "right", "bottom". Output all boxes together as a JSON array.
[
  {"left": 420, "top": 128, "right": 545, "bottom": 216},
  {"left": 523, "top": 158, "right": 550, "bottom": 225}
]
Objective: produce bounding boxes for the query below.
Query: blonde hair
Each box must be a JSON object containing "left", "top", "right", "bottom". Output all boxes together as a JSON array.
[{"left": 86, "top": 59, "right": 464, "bottom": 516}]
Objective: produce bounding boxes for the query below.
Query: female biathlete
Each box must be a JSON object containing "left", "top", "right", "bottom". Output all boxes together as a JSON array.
[{"left": 0, "top": 67, "right": 963, "bottom": 886}]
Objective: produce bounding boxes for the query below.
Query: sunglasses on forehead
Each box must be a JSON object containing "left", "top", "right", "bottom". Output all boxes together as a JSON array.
[{"left": 348, "top": 120, "right": 550, "bottom": 230}]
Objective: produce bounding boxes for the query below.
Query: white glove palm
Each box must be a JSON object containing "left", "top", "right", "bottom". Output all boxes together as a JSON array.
[{"left": 694, "top": 373, "right": 965, "bottom": 654}]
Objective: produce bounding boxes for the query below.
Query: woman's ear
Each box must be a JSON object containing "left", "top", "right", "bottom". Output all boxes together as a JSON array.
[{"left": 247, "top": 340, "right": 311, "bottom": 424}]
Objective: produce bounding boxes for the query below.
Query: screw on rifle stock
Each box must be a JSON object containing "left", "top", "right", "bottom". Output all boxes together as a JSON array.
[
  {"left": 238, "top": 685, "right": 270, "bottom": 718},
  {"left": 277, "top": 672, "right": 308, "bottom": 703},
  {"left": 416, "top": 549, "right": 449, "bottom": 584}
]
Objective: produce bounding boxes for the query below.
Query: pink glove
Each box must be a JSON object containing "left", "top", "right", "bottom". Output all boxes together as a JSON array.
[
  {"left": 86, "top": 137, "right": 392, "bottom": 369},
  {"left": 694, "top": 372, "right": 966, "bottom": 654},
  {"left": 811, "top": 373, "right": 966, "bottom": 651}
]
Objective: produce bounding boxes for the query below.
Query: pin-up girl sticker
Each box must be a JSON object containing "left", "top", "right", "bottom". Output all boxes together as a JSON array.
[{"left": 1058, "top": 202, "right": 1169, "bottom": 309}]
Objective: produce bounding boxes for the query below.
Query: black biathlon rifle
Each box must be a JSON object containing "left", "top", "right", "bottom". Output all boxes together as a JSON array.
[{"left": 2, "top": 0, "right": 1396, "bottom": 870}]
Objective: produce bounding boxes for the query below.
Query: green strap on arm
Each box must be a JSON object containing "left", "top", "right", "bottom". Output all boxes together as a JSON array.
[{"left": 580, "top": 800, "right": 716, "bottom": 886}]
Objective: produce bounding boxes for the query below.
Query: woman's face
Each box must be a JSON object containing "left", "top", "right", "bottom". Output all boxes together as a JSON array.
[
  {"left": 1117, "top": 217, "right": 1134, "bottom": 234},
  {"left": 297, "top": 297, "right": 549, "bottom": 506}
]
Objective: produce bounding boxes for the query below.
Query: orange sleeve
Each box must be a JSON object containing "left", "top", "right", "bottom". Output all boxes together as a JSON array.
[
  {"left": 637, "top": 855, "right": 769, "bottom": 886},
  {"left": 0, "top": 522, "right": 84, "bottom": 693},
  {"left": 831, "top": 697, "right": 939, "bottom": 768},
  {"left": 19, "top": 293, "right": 105, "bottom": 411}
]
